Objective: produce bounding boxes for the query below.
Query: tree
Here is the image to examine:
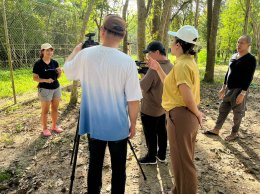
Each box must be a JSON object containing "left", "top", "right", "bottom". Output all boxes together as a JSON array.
[
  {"left": 150, "top": 0, "right": 162, "bottom": 40},
  {"left": 137, "top": 0, "right": 152, "bottom": 61},
  {"left": 194, "top": 0, "right": 200, "bottom": 28},
  {"left": 69, "top": 0, "right": 95, "bottom": 105},
  {"left": 218, "top": 0, "right": 244, "bottom": 63},
  {"left": 122, "top": 0, "right": 129, "bottom": 54},
  {"left": 204, "top": 0, "right": 222, "bottom": 82},
  {"left": 250, "top": 0, "right": 260, "bottom": 64},
  {"left": 242, "top": 0, "right": 251, "bottom": 35},
  {"left": 158, "top": 0, "right": 175, "bottom": 47}
]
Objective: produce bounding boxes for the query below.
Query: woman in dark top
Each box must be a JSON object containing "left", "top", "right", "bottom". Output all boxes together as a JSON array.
[{"left": 33, "top": 43, "right": 63, "bottom": 137}]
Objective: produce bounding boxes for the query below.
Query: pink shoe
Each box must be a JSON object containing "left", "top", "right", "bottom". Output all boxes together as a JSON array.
[
  {"left": 42, "top": 129, "right": 52, "bottom": 137},
  {"left": 51, "top": 127, "right": 63, "bottom": 133}
]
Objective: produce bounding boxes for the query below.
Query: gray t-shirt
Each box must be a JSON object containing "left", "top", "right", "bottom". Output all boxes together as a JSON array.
[{"left": 140, "top": 60, "right": 173, "bottom": 117}]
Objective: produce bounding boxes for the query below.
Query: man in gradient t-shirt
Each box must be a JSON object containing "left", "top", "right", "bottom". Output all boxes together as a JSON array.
[{"left": 63, "top": 15, "right": 142, "bottom": 194}]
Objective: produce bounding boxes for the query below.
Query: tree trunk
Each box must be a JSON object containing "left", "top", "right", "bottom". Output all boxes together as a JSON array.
[
  {"left": 158, "top": 0, "right": 173, "bottom": 42},
  {"left": 243, "top": 0, "right": 251, "bottom": 35},
  {"left": 252, "top": 23, "right": 260, "bottom": 65},
  {"left": 161, "top": 4, "right": 173, "bottom": 51},
  {"left": 122, "top": 0, "right": 129, "bottom": 54},
  {"left": 2, "top": 0, "right": 16, "bottom": 104},
  {"left": 137, "top": 0, "right": 147, "bottom": 61},
  {"left": 151, "top": 0, "right": 162, "bottom": 40},
  {"left": 194, "top": 0, "right": 200, "bottom": 28},
  {"left": 204, "top": 0, "right": 222, "bottom": 82},
  {"left": 69, "top": 0, "right": 95, "bottom": 106},
  {"left": 250, "top": 0, "right": 260, "bottom": 65}
]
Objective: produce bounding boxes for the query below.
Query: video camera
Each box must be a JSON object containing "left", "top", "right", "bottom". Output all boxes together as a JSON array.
[
  {"left": 82, "top": 33, "right": 99, "bottom": 49},
  {"left": 135, "top": 61, "right": 149, "bottom": 74}
]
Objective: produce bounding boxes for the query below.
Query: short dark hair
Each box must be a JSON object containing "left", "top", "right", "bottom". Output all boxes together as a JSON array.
[
  {"left": 103, "top": 26, "right": 125, "bottom": 38},
  {"left": 143, "top": 41, "right": 166, "bottom": 56}
]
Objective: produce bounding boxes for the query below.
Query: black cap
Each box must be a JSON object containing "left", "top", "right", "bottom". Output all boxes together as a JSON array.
[{"left": 143, "top": 41, "right": 166, "bottom": 54}]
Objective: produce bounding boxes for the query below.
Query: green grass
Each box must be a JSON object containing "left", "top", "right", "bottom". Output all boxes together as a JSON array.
[
  {"left": 0, "top": 67, "right": 72, "bottom": 98},
  {"left": 1, "top": 53, "right": 259, "bottom": 100},
  {"left": 0, "top": 170, "right": 12, "bottom": 183},
  {"left": 0, "top": 133, "right": 14, "bottom": 145}
]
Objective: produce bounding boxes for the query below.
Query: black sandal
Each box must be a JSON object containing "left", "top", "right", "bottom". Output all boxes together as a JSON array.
[{"left": 203, "top": 130, "right": 219, "bottom": 136}]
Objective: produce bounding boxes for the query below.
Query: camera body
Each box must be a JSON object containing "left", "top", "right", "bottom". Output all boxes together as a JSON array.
[
  {"left": 135, "top": 61, "right": 149, "bottom": 74},
  {"left": 82, "top": 33, "right": 99, "bottom": 49}
]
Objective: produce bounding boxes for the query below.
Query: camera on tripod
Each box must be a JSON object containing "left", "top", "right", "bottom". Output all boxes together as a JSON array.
[
  {"left": 82, "top": 33, "right": 99, "bottom": 49},
  {"left": 135, "top": 61, "right": 148, "bottom": 74}
]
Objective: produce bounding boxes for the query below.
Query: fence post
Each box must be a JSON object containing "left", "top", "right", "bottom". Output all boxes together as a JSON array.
[{"left": 2, "top": 0, "right": 16, "bottom": 104}]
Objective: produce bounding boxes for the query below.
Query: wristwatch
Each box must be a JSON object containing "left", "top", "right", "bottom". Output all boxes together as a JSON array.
[{"left": 240, "top": 90, "right": 247, "bottom": 96}]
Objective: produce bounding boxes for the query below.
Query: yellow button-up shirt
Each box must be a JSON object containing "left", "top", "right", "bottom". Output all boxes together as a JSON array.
[{"left": 162, "top": 54, "right": 200, "bottom": 111}]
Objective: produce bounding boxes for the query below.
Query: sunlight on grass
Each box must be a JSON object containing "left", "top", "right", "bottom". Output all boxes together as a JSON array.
[
  {"left": 0, "top": 68, "right": 71, "bottom": 98},
  {"left": 0, "top": 133, "right": 14, "bottom": 145}
]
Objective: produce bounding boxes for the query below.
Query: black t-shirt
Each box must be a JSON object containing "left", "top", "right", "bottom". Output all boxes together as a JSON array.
[
  {"left": 33, "top": 59, "right": 60, "bottom": 89},
  {"left": 224, "top": 53, "right": 256, "bottom": 91}
]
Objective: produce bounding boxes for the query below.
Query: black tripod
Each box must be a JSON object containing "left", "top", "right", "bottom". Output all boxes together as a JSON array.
[{"left": 69, "top": 113, "right": 147, "bottom": 194}]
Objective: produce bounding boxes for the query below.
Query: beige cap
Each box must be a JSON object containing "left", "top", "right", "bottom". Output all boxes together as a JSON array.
[
  {"left": 41, "top": 43, "right": 53, "bottom": 50},
  {"left": 102, "top": 14, "right": 126, "bottom": 36}
]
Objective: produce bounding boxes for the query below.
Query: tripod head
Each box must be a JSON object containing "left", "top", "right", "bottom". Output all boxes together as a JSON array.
[{"left": 82, "top": 33, "right": 99, "bottom": 49}]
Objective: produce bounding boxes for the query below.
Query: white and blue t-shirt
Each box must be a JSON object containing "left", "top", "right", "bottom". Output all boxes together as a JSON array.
[{"left": 64, "top": 45, "right": 142, "bottom": 141}]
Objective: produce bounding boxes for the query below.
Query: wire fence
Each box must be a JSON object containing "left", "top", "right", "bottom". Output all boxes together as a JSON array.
[{"left": 0, "top": 0, "right": 83, "bottom": 109}]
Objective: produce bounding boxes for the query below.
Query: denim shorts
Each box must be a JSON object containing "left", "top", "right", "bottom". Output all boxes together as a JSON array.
[{"left": 38, "top": 87, "right": 61, "bottom": 101}]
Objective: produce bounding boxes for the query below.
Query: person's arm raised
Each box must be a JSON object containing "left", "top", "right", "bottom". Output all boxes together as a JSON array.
[
  {"left": 146, "top": 55, "right": 167, "bottom": 83},
  {"left": 65, "top": 43, "right": 83, "bottom": 62}
]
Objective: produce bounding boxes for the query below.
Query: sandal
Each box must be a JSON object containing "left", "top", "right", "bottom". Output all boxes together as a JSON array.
[
  {"left": 51, "top": 126, "right": 63, "bottom": 133},
  {"left": 203, "top": 129, "right": 220, "bottom": 136},
  {"left": 225, "top": 133, "right": 238, "bottom": 141},
  {"left": 42, "top": 129, "right": 52, "bottom": 137}
]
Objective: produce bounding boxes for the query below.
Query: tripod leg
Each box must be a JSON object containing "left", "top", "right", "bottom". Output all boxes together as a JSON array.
[
  {"left": 70, "top": 114, "right": 80, "bottom": 165},
  {"left": 69, "top": 112, "right": 81, "bottom": 194},
  {"left": 127, "top": 139, "right": 147, "bottom": 180},
  {"left": 69, "top": 134, "right": 80, "bottom": 194}
]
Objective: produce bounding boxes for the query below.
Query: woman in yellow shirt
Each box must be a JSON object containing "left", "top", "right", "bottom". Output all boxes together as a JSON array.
[{"left": 147, "top": 25, "right": 203, "bottom": 194}]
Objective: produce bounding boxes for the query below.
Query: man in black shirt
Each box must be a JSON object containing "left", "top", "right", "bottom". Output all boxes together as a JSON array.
[{"left": 205, "top": 35, "right": 256, "bottom": 141}]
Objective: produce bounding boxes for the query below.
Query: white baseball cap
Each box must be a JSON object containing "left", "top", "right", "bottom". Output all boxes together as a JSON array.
[
  {"left": 41, "top": 43, "right": 53, "bottom": 50},
  {"left": 168, "top": 25, "right": 198, "bottom": 45}
]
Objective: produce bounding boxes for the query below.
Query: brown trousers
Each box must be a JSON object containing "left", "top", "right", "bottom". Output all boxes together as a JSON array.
[{"left": 166, "top": 107, "right": 199, "bottom": 194}]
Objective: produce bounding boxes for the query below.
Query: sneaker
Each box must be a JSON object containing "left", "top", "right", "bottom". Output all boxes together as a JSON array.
[
  {"left": 139, "top": 155, "right": 157, "bottom": 165},
  {"left": 42, "top": 129, "right": 52, "bottom": 137},
  {"left": 156, "top": 155, "right": 167, "bottom": 163},
  {"left": 51, "top": 127, "right": 63, "bottom": 133}
]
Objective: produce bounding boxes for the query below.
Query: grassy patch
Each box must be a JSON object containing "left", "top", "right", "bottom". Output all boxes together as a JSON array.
[
  {"left": 59, "top": 90, "right": 71, "bottom": 109},
  {"left": 0, "top": 133, "right": 14, "bottom": 145},
  {"left": 0, "top": 67, "right": 72, "bottom": 98},
  {"left": 0, "top": 170, "right": 12, "bottom": 183}
]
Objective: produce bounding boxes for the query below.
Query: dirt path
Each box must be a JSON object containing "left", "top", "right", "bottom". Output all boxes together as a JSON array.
[{"left": 0, "top": 78, "right": 259, "bottom": 194}]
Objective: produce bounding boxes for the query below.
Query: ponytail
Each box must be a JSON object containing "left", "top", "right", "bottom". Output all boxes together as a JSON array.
[{"left": 175, "top": 38, "right": 196, "bottom": 55}]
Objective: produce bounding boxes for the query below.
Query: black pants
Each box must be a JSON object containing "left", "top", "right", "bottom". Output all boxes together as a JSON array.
[
  {"left": 141, "top": 113, "right": 167, "bottom": 159},
  {"left": 87, "top": 137, "right": 127, "bottom": 194}
]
